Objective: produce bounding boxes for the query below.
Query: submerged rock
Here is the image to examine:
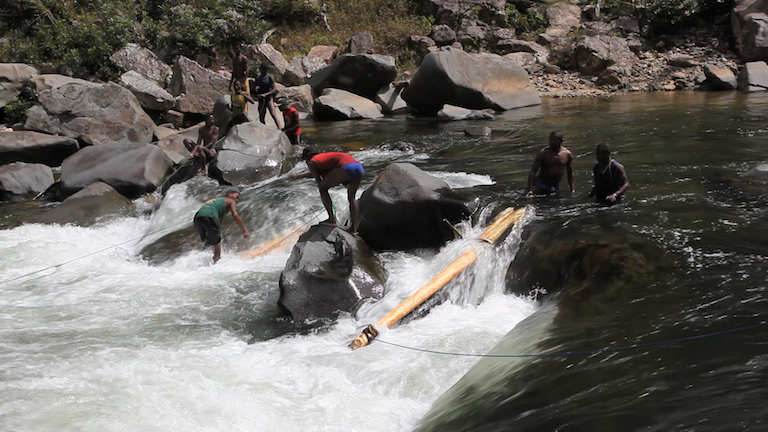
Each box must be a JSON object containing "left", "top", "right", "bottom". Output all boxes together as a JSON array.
[
  {"left": 31, "top": 182, "right": 134, "bottom": 225},
  {"left": 279, "top": 224, "right": 386, "bottom": 321}
]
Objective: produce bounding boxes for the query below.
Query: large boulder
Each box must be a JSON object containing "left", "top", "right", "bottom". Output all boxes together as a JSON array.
[
  {"left": 307, "top": 45, "right": 337, "bottom": 63},
  {"left": 346, "top": 32, "right": 375, "bottom": 54},
  {"left": 243, "top": 43, "right": 291, "bottom": 83},
  {"left": 110, "top": 43, "right": 173, "bottom": 86},
  {"left": 276, "top": 84, "right": 314, "bottom": 114},
  {"left": 401, "top": 48, "right": 541, "bottom": 115},
  {"left": 546, "top": 2, "right": 582, "bottom": 30},
  {"left": 0, "top": 131, "right": 79, "bottom": 166},
  {"left": 732, "top": 0, "right": 768, "bottom": 62},
  {"left": 0, "top": 161, "right": 54, "bottom": 202},
  {"left": 307, "top": 54, "right": 398, "bottom": 100},
  {"left": 168, "top": 56, "right": 229, "bottom": 114},
  {"left": 59, "top": 142, "right": 173, "bottom": 198},
  {"left": 208, "top": 122, "right": 291, "bottom": 185},
  {"left": 24, "top": 82, "right": 156, "bottom": 143},
  {"left": 27, "top": 74, "right": 96, "bottom": 92},
  {"left": 0, "top": 63, "right": 38, "bottom": 108},
  {"left": 155, "top": 123, "right": 203, "bottom": 162},
  {"left": 703, "top": 64, "right": 738, "bottom": 90},
  {"left": 457, "top": 18, "right": 492, "bottom": 46},
  {"left": 575, "top": 35, "right": 638, "bottom": 75},
  {"left": 313, "top": 88, "right": 384, "bottom": 121},
  {"left": 31, "top": 182, "right": 134, "bottom": 226},
  {"left": 283, "top": 56, "right": 327, "bottom": 86},
  {"left": 430, "top": 24, "right": 457, "bottom": 46},
  {"left": 357, "top": 163, "right": 478, "bottom": 251},
  {"left": 738, "top": 61, "right": 768, "bottom": 92},
  {"left": 119, "top": 71, "right": 175, "bottom": 111},
  {"left": 278, "top": 224, "right": 386, "bottom": 321}
]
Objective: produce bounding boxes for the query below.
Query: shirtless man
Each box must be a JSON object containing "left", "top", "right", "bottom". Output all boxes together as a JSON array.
[
  {"left": 183, "top": 114, "right": 219, "bottom": 174},
  {"left": 526, "top": 130, "right": 577, "bottom": 196},
  {"left": 229, "top": 43, "right": 249, "bottom": 93}
]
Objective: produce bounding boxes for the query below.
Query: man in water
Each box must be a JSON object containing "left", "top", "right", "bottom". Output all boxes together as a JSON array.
[
  {"left": 229, "top": 43, "right": 249, "bottom": 93},
  {"left": 183, "top": 114, "right": 219, "bottom": 174},
  {"left": 252, "top": 63, "right": 280, "bottom": 128},
  {"left": 193, "top": 188, "right": 249, "bottom": 264},
  {"left": 526, "top": 130, "right": 577, "bottom": 196},
  {"left": 589, "top": 142, "right": 629, "bottom": 204},
  {"left": 225, "top": 80, "right": 255, "bottom": 136},
  {"left": 289, "top": 146, "right": 364, "bottom": 235},
  {"left": 277, "top": 97, "right": 301, "bottom": 145}
]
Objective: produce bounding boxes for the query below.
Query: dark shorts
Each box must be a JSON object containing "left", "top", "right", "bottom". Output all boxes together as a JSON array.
[
  {"left": 533, "top": 175, "right": 560, "bottom": 195},
  {"left": 286, "top": 133, "right": 300, "bottom": 145},
  {"left": 194, "top": 216, "right": 221, "bottom": 246},
  {"left": 342, "top": 162, "right": 364, "bottom": 182}
]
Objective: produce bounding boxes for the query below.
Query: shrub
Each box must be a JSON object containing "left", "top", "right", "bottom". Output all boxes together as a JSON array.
[
  {"left": 505, "top": 4, "right": 546, "bottom": 41},
  {"left": 1, "top": 86, "right": 37, "bottom": 126}
]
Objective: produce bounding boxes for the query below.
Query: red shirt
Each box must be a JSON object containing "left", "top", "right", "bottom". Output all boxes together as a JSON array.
[
  {"left": 282, "top": 107, "right": 301, "bottom": 136},
  {"left": 311, "top": 152, "right": 359, "bottom": 172}
]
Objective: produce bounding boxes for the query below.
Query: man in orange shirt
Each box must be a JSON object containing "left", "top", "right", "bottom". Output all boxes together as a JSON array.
[
  {"left": 277, "top": 97, "right": 301, "bottom": 145},
  {"left": 289, "top": 146, "right": 364, "bottom": 235}
]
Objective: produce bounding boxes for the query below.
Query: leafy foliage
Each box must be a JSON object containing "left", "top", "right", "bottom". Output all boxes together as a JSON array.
[
  {"left": 1, "top": 87, "right": 37, "bottom": 126},
  {"left": 505, "top": 4, "right": 547, "bottom": 40}
]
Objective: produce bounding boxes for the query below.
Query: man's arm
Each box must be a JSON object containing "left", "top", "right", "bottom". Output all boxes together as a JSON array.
[
  {"left": 263, "top": 75, "right": 278, "bottom": 97},
  {"left": 566, "top": 151, "right": 576, "bottom": 193},
  {"left": 527, "top": 151, "right": 543, "bottom": 195},
  {"left": 283, "top": 112, "right": 300, "bottom": 133},
  {"left": 226, "top": 198, "right": 249, "bottom": 238},
  {"left": 608, "top": 163, "right": 630, "bottom": 201},
  {"left": 242, "top": 92, "right": 256, "bottom": 104}
]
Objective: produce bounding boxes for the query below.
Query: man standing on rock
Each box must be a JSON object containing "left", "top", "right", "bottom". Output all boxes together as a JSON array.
[
  {"left": 253, "top": 63, "right": 280, "bottom": 128},
  {"left": 229, "top": 42, "right": 249, "bottom": 93},
  {"left": 526, "top": 130, "right": 577, "bottom": 196},
  {"left": 193, "top": 188, "right": 249, "bottom": 264},
  {"left": 225, "top": 80, "right": 256, "bottom": 136},
  {"left": 589, "top": 142, "right": 629, "bottom": 204},
  {"left": 183, "top": 114, "right": 219, "bottom": 175},
  {"left": 289, "top": 146, "right": 364, "bottom": 235},
  {"left": 277, "top": 97, "right": 301, "bottom": 145}
]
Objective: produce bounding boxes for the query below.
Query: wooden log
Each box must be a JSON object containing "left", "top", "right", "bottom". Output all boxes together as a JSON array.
[{"left": 239, "top": 224, "right": 306, "bottom": 259}]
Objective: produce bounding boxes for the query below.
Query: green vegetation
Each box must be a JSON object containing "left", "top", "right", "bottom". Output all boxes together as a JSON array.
[
  {"left": 1, "top": 87, "right": 37, "bottom": 126},
  {"left": 505, "top": 4, "right": 547, "bottom": 41},
  {"left": 601, "top": 0, "right": 736, "bottom": 30}
]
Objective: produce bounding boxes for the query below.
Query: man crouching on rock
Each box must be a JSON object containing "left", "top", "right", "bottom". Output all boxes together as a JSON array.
[
  {"left": 193, "top": 188, "right": 249, "bottom": 264},
  {"left": 183, "top": 114, "right": 218, "bottom": 175},
  {"left": 289, "top": 146, "right": 364, "bottom": 235}
]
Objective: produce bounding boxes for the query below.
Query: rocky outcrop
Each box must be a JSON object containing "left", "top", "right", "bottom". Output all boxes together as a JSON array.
[
  {"left": 307, "top": 45, "right": 337, "bottom": 63},
  {"left": 31, "top": 182, "right": 134, "bottom": 225},
  {"left": 283, "top": 56, "right": 327, "bottom": 86},
  {"left": 0, "top": 63, "right": 38, "bottom": 108},
  {"left": 110, "top": 43, "right": 173, "bottom": 86},
  {"left": 208, "top": 122, "right": 291, "bottom": 185},
  {"left": 457, "top": 18, "right": 492, "bottom": 46},
  {"left": 0, "top": 161, "right": 54, "bottom": 201},
  {"left": 313, "top": 88, "right": 384, "bottom": 121},
  {"left": 277, "top": 84, "right": 314, "bottom": 114},
  {"left": 375, "top": 84, "right": 410, "bottom": 114},
  {"left": 575, "top": 35, "right": 638, "bottom": 75},
  {"left": 244, "top": 43, "right": 291, "bottom": 83},
  {"left": 738, "top": 61, "right": 768, "bottom": 92},
  {"left": 401, "top": 48, "right": 541, "bottom": 115},
  {"left": 59, "top": 142, "right": 173, "bottom": 198},
  {"left": 347, "top": 32, "right": 375, "bottom": 54},
  {"left": 278, "top": 225, "right": 386, "bottom": 321},
  {"left": 308, "top": 54, "right": 398, "bottom": 99},
  {"left": 155, "top": 123, "right": 202, "bottom": 162},
  {"left": 119, "top": 71, "right": 175, "bottom": 111},
  {"left": 0, "top": 131, "right": 79, "bottom": 167},
  {"left": 430, "top": 24, "right": 457, "bottom": 46},
  {"left": 732, "top": 0, "right": 768, "bottom": 61},
  {"left": 357, "top": 163, "right": 478, "bottom": 251},
  {"left": 24, "top": 82, "right": 156, "bottom": 143},
  {"left": 27, "top": 74, "right": 96, "bottom": 92},
  {"left": 168, "top": 56, "right": 229, "bottom": 114},
  {"left": 703, "top": 64, "right": 738, "bottom": 90}
]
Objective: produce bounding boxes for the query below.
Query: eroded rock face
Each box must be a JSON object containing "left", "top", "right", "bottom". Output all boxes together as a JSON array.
[
  {"left": 575, "top": 35, "right": 638, "bottom": 75},
  {"left": 313, "top": 88, "right": 384, "bottom": 121},
  {"left": 31, "top": 182, "right": 134, "bottom": 226},
  {"left": 357, "top": 163, "right": 478, "bottom": 251},
  {"left": 24, "top": 82, "right": 156, "bottom": 143},
  {"left": 0, "top": 161, "right": 54, "bottom": 202},
  {"left": 0, "top": 131, "right": 79, "bottom": 167},
  {"left": 401, "top": 48, "right": 541, "bottom": 115},
  {"left": 278, "top": 224, "right": 386, "bottom": 322},
  {"left": 0, "top": 63, "right": 38, "bottom": 108},
  {"left": 732, "top": 0, "right": 768, "bottom": 61},
  {"left": 27, "top": 74, "right": 96, "bottom": 92},
  {"left": 308, "top": 54, "right": 398, "bottom": 99},
  {"left": 208, "top": 122, "right": 291, "bottom": 185},
  {"left": 110, "top": 43, "right": 173, "bottom": 86},
  {"left": 168, "top": 56, "right": 229, "bottom": 114},
  {"left": 119, "top": 71, "right": 175, "bottom": 111},
  {"left": 59, "top": 142, "right": 173, "bottom": 198}
]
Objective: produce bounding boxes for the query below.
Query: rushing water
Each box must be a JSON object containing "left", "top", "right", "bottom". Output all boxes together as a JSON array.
[{"left": 2, "top": 91, "right": 768, "bottom": 431}]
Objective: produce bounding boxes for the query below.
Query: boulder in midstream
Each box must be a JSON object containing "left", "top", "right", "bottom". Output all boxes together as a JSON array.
[
  {"left": 207, "top": 122, "right": 291, "bottom": 185},
  {"left": 31, "top": 182, "right": 134, "bottom": 226}
]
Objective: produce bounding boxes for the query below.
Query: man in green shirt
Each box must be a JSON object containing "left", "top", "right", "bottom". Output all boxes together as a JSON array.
[{"left": 193, "top": 188, "right": 249, "bottom": 263}]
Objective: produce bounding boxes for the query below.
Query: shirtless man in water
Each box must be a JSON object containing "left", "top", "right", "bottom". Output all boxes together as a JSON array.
[
  {"left": 229, "top": 43, "right": 249, "bottom": 93},
  {"left": 526, "top": 130, "right": 577, "bottom": 196},
  {"left": 183, "top": 114, "right": 219, "bottom": 174}
]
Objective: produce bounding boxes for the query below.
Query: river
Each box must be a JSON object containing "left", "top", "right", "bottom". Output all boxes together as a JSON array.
[{"left": 1, "top": 91, "right": 767, "bottom": 431}]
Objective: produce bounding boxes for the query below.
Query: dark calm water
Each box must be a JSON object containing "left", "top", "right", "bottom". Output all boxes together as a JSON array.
[{"left": 2, "top": 91, "right": 767, "bottom": 431}]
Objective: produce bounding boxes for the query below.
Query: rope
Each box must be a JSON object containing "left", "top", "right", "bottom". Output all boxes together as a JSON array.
[{"left": 372, "top": 322, "right": 768, "bottom": 358}]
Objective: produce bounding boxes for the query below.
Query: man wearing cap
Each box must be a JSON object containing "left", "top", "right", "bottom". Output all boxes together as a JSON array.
[
  {"left": 277, "top": 97, "right": 301, "bottom": 145},
  {"left": 193, "top": 188, "right": 249, "bottom": 264},
  {"left": 289, "top": 146, "right": 363, "bottom": 235}
]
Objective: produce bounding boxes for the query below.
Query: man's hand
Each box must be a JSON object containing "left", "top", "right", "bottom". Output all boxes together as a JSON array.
[
  {"left": 242, "top": 231, "right": 249, "bottom": 239},
  {"left": 607, "top": 193, "right": 618, "bottom": 202}
]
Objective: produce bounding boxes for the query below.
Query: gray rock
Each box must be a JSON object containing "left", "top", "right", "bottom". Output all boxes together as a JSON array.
[
  {"left": 168, "top": 56, "right": 229, "bottom": 114},
  {"left": 0, "top": 63, "right": 38, "bottom": 108},
  {"left": 110, "top": 43, "right": 173, "bottom": 86},
  {"left": 401, "top": 48, "right": 541, "bottom": 115},
  {"left": 153, "top": 125, "right": 178, "bottom": 142},
  {"left": 667, "top": 55, "right": 700, "bottom": 68},
  {"left": 703, "top": 65, "right": 737, "bottom": 90},
  {"left": 283, "top": 56, "right": 327, "bottom": 86},
  {"left": 546, "top": 2, "right": 582, "bottom": 30},
  {"left": 408, "top": 35, "right": 438, "bottom": 59},
  {"left": 741, "top": 163, "right": 768, "bottom": 182},
  {"left": 208, "top": 122, "right": 291, "bottom": 185},
  {"left": 0, "top": 131, "right": 79, "bottom": 166},
  {"left": 375, "top": 84, "right": 410, "bottom": 114},
  {"left": 503, "top": 52, "right": 538, "bottom": 67},
  {"left": 27, "top": 74, "right": 96, "bottom": 92},
  {"left": 59, "top": 142, "right": 173, "bottom": 198},
  {"left": 243, "top": 43, "right": 291, "bottom": 83},
  {"left": 278, "top": 225, "right": 385, "bottom": 321},
  {"left": 277, "top": 84, "right": 314, "bottom": 114},
  {"left": 738, "top": 61, "right": 768, "bottom": 92},
  {"left": 438, "top": 105, "right": 495, "bottom": 121},
  {"left": 494, "top": 39, "right": 549, "bottom": 60},
  {"left": 119, "top": 71, "right": 175, "bottom": 111},
  {"left": 24, "top": 82, "right": 156, "bottom": 143},
  {"left": 313, "top": 88, "right": 384, "bottom": 121},
  {"left": 458, "top": 19, "right": 492, "bottom": 46},
  {"left": 31, "top": 182, "right": 134, "bottom": 226},
  {"left": 162, "top": 110, "right": 185, "bottom": 129},
  {"left": 575, "top": 35, "right": 638, "bottom": 75},
  {"left": 0, "top": 161, "right": 54, "bottom": 201},
  {"left": 464, "top": 126, "right": 492, "bottom": 136},
  {"left": 347, "top": 32, "right": 375, "bottom": 54},
  {"left": 155, "top": 123, "right": 203, "bottom": 161},
  {"left": 732, "top": 0, "right": 768, "bottom": 61},
  {"left": 357, "top": 163, "right": 478, "bottom": 251},
  {"left": 430, "top": 24, "right": 457, "bottom": 46},
  {"left": 308, "top": 54, "right": 398, "bottom": 99},
  {"left": 307, "top": 45, "right": 337, "bottom": 63}
]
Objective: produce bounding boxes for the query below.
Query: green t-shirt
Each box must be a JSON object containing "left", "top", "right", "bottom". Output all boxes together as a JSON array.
[{"left": 195, "top": 198, "right": 228, "bottom": 224}]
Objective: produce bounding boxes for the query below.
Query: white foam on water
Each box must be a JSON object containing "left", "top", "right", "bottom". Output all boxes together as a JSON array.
[{"left": 425, "top": 171, "right": 496, "bottom": 188}]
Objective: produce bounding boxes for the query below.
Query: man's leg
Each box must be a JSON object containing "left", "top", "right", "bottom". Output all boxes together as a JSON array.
[
  {"left": 213, "top": 243, "right": 222, "bottom": 264},
  {"left": 347, "top": 175, "right": 362, "bottom": 234},
  {"left": 183, "top": 138, "right": 195, "bottom": 152},
  {"left": 317, "top": 166, "right": 350, "bottom": 225},
  {"left": 266, "top": 99, "right": 281, "bottom": 129},
  {"left": 258, "top": 98, "right": 267, "bottom": 124}
]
